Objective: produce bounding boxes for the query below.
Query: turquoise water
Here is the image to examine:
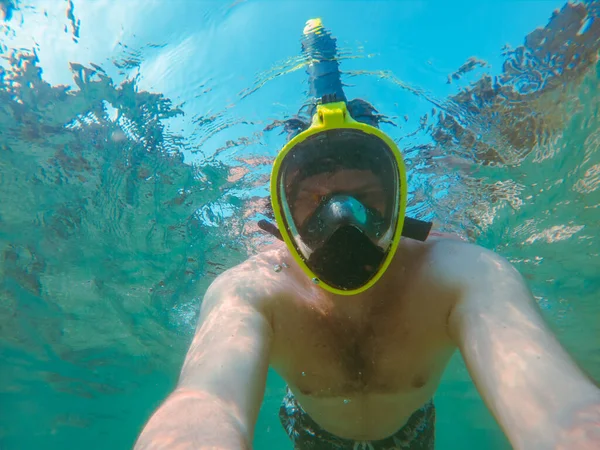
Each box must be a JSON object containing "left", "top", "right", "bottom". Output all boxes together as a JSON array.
[{"left": 1, "top": 1, "right": 599, "bottom": 449}]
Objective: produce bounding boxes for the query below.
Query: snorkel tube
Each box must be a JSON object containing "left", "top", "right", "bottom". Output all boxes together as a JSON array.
[
  {"left": 302, "top": 18, "right": 347, "bottom": 104},
  {"left": 302, "top": 18, "right": 386, "bottom": 129}
]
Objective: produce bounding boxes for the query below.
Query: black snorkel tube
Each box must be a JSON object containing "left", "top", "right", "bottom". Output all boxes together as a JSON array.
[
  {"left": 301, "top": 18, "right": 385, "bottom": 129},
  {"left": 302, "top": 19, "right": 347, "bottom": 104}
]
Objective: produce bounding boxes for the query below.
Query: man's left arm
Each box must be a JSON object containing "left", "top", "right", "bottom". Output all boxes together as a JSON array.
[{"left": 438, "top": 242, "right": 600, "bottom": 450}]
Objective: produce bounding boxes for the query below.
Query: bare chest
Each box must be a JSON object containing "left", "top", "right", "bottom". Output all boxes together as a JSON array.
[{"left": 270, "top": 292, "right": 453, "bottom": 398}]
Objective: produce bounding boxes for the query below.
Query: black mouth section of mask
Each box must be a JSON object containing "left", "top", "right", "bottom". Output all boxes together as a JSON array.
[{"left": 306, "top": 226, "right": 385, "bottom": 291}]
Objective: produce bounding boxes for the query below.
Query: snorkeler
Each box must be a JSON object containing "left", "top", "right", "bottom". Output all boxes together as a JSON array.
[{"left": 136, "top": 19, "right": 600, "bottom": 450}]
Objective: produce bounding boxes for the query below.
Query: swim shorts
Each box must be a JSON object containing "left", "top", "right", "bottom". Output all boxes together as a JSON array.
[{"left": 279, "top": 387, "right": 435, "bottom": 450}]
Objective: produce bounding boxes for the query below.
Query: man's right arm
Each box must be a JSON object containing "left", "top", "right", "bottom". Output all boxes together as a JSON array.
[{"left": 135, "top": 263, "right": 274, "bottom": 450}]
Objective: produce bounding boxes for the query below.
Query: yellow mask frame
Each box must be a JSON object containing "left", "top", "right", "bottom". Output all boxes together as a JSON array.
[{"left": 270, "top": 101, "right": 408, "bottom": 295}]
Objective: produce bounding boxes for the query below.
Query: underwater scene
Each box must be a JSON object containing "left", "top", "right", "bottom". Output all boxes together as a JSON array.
[{"left": 1, "top": 1, "right": 599, "bottom": 449}]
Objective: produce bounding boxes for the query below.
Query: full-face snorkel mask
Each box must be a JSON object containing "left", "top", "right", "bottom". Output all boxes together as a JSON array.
[{"left": 270, "top": 101, "right": 408, "bottom": 295}]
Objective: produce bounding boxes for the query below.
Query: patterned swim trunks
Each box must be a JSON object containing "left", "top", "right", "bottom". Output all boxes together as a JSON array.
[{"left": 279, "top": 387, "right": 435, "bottom": 450}]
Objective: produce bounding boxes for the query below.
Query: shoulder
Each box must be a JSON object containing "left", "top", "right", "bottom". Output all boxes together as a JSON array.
[
  {"left": 427, "top": 230, "right": 468, "bottom": 241},
  {"left": 203, "top": 244, "right": 291, "bottom": 312},
  {"left": 423, "top": 237, "right": 522, "bottom": 292},
  {"left": 425, "top": 235, "right": 508, "bottom": 265}
]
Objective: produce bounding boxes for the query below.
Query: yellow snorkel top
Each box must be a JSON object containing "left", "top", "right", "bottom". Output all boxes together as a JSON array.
[{"left": 304, "top": 18, "right": 324, "bottom": 35}]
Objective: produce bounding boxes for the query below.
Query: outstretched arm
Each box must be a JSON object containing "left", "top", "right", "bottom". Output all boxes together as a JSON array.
[
  {"left": 135, "top": 264, "right": 273, "bottom": 450},
  {"left": 439, "top": 242, "right": 600, "bottom": 450}
]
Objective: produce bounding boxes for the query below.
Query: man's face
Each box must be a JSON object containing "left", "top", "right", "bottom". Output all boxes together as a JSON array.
[{"left": 291, "top": 169, "right": 386, "bottom": 226}]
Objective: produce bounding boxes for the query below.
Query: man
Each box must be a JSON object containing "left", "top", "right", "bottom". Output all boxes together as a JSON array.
[{"left": 135, "top": 19, "right": 600, "bottom": 450}]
